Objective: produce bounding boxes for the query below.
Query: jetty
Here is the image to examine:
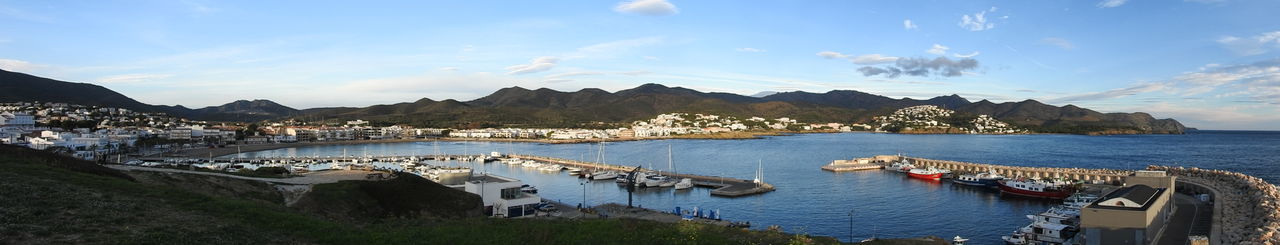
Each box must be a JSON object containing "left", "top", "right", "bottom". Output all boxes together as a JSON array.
[
  {"left": 509, "top": 154, "right": 775, "bottom": 197},
  {"left": 830, "top": 155, "right": 1134, "bottom": 183},
  {"left": 136, "top": 154, "right": 494, "bottom": 164}
]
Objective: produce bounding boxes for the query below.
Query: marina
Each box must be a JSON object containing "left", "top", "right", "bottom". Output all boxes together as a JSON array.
[{"left": 217, "top": 131, "right": 1270, "bottom": 244}]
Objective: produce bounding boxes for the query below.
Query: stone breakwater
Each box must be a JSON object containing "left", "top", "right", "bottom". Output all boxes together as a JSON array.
[
  {"left": 1148, "top": 165, "right": 1280, "bottom": 244},
  {"left": 900, "top": 156, "right": 1133, "bottom": 183}
]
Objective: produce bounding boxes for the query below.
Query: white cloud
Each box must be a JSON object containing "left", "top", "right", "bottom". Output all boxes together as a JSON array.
[
  {"left": 642, "top": 56, "right": 660, "bottom": 60},
  {"left": 613, "top": 0, "right": 678, "bottom": 16},
  {"left": 96, "top": 73, "right": 173, "bottom": 84},
  {"left": 1173, "top": 59, "right": 1280, "bottom": 99},
  {"left": 1217, "top": 31, "right": 1280, "bottom": 56},
  {"left": 817, "top": 51, "right": 849, "bottom": 59},
  {"left": 1048, "top": 82, "right": 1171, "bottom": 103},
  {"left": 439, "top": 67, "right": 459, "bottom": 71},
  {"left": 817, "top": 51, "right": 900, "bottom": 65},
  {"left": 958, "top": 7, "right": 998, "bottom": 31},
  {"left": 736, "top": 47, "right": 766, "bottom": 52},
  {"left": 544, "top": 71, "right": 605, "bottom": 79},
  {"left": 1097, "top": 0, "right": 1129, "bottom": 8},
  {"left": 0, "top": 58, "right": 42, "bottom": 73},
  {"left": 506, "top": 56, "right": 559, "bottom": 75},
  {"left": 903, "top": 19, "right": 918, "bottom": 30},
  {"left": 1041, "top": 37, "right": 1076, "bottom": 50},
  {"left": 953, "top": 51, "right": 981, "bottom": 58},
  {"left": 927, "top": 44, "right": 949, "bottom": 55},
  {"left": 851, "top": 54, "right": 900, "bottom": 65},
  {"left": 568, "top": 36, "right": 664, "bottom": 59}
]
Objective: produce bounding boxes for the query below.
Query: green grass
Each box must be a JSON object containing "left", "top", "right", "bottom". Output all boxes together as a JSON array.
[{"left": 1, "top": 145, "right": 848, "bottom": 244}]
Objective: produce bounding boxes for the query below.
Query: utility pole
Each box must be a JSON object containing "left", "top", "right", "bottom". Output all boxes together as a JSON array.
[{"left": 847, "top": 209, "right": 855, "bottom": 242}]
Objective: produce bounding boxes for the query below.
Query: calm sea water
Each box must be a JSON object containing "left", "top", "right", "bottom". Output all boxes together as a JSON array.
[{"left": 233, "top": 130, "right": 1280, "bottom": 243}]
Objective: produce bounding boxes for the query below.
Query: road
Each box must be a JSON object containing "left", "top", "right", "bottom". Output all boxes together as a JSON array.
[{"left": 1155, "top": 193, "right": 1211, "bottom": 245}]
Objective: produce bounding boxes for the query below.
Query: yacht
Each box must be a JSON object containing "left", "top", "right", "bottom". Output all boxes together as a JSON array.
[
  {"left": 674, "top": 178, "right": 694, "bottom": 190},
  {"left": 999, "top": 178, "right": 1076, "bottom": 199},
  {"left": 592, "top": 171, "right": 620, "bottom": 180}
]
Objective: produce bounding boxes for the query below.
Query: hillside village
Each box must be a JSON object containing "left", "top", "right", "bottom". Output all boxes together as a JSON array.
[{"left": 872, "top": 105, "right": 1025, "bottom": 134}]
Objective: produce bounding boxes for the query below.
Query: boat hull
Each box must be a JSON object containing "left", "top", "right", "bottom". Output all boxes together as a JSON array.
[
  {"left": 954, "top": 178, "right": 1001, "bottom": 187},
  {"left": 999, "top": 184, "right": 1073, "bottom": 199},
  {"left": 907, "top": 172, "right": 942, "bottom": 180}
]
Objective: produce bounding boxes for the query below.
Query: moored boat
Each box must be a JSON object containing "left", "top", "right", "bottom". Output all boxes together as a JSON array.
[
  {"left": 907, "top": 167, "right": 943, "bottom": 180},
  {"left": 999, "top": 178, "right": 1075, "bottom": 199},
  {"left": 674, "top": 178, "right": 693, "bottom": 190},
  {"left": 953, "top": 170, "right": 1005, "bottom": 187}
]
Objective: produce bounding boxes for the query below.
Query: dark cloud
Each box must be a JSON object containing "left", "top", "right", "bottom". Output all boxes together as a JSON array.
[{"left": 857, "top": 57, "right": 979, "bottom": 78}]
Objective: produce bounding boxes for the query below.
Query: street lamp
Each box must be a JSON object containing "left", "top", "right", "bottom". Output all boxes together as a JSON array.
[
  {"left": 847, "top": 209, "right": 855, "bottom": 242},
  {"left": 580, "top": 181, "right": 587, "bottom": 210}
]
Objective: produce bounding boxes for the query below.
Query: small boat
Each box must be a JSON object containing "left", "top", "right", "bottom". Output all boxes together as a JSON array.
[
  {"left": 567, "top": 167, "right": 583, "bottom": 175},
  {"left": 907, "top": 167, "right": 943, "bottom": 180},
  {"left": 999, "top": 178, "right": 1075, "bottom": 199},
  {"left": 592, "top": 171, "right": 619, "bottom": 180},
  {"left": 887, "top": 159, "right": 914, "bottom": 172},
  {"left": 953, "top": 170, "right": 1005, "bottom": 187},
  {"left": 520, "top": 184, "right": 538, "bottom": 194},
  {"left": 644, "top": 174, "right": 671, "bottom": 188},
  {"left": 616, "top": 172, "right": 633, "bottom": 184},
  {"left": 674, "top": 178, "right": 693, "bottom": 190}
]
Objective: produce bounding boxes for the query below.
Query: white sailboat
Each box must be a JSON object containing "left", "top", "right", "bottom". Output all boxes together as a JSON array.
[{"left": 670, "top": 144, "right": 692, "bottom": 190}]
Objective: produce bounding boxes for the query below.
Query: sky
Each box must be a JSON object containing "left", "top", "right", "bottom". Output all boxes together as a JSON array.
[{"left": 1, "top": 0, "right": 1279, "bottom": 130}]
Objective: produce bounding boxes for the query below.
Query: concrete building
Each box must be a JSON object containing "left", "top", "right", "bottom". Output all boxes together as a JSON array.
[
  {"left": 463, "top": 174, "right": 541, "bottom": 218},
  {"left": 1079, "top": 171, "right": 1176, "bottom": 245},
  {"left": 0, "top": 112, "right": 35, "bottom": 129}
]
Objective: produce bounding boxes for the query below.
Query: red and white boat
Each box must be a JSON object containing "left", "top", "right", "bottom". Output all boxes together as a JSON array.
[
  {"left": 999, "top": 179, "right": 1075, "bottom": 199},
  {"left": 907, "top": 167, "right": 943, "bottom": 180}
]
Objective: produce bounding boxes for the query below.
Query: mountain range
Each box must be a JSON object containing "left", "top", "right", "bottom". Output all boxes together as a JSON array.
[{"left": 0, "top": 69, "right": 1185, "bottom": 134}]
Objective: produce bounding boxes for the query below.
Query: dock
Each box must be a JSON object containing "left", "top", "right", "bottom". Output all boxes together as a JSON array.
[{"left": 509, "top": 154, "right": 775, "bottom": 197}]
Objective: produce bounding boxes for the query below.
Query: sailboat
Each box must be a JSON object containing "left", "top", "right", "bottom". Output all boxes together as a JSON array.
[{"left": 670, "top": 144, "right": 692, "bottom": 190}]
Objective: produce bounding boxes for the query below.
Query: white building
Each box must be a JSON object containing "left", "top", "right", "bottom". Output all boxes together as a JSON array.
[
  {"left": 0, "top": 112, "right": 35, "bottom": 129},
  {"left": 463, "top": 174, "right": 541, "bottom": 218}
]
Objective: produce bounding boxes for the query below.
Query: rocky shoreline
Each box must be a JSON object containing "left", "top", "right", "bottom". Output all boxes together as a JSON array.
[{"left": 1148, "top": 165, "right": 1280, "bottom": 244}]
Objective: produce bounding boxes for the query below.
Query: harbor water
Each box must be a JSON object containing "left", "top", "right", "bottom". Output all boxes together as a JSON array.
[{"left": 233, "top": 130, "right": 1280, "bottom": 243}]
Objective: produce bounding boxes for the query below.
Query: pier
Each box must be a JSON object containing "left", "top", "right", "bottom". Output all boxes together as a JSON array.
[{"left": 509, "top": 154, "right": 776, "bottom": 197}]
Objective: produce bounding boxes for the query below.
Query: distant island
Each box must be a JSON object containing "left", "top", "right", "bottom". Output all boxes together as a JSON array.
[{"left": 0, "top": 68, "right": 1184, "bottom": 135}]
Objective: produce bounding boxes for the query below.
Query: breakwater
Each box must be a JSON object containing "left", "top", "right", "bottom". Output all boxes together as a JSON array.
[
  {"left": 509, "top": 154, "right": 775, "bottom": 197},
  {"left": 881, "top": 155, "right": 1133, "bottom": 183},
  {"left": 1149, "top": 165, "right": 1280, "bottom": 244}
]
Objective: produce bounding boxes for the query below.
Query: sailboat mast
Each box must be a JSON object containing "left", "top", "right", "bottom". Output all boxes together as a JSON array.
[{"left": 668, "top": 144, "right": 674, "bottom": 174}]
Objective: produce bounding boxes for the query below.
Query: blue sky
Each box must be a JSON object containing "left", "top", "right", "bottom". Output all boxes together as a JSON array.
[{"left": 2, "top": 0, "right": 1279, "bottom": 129}]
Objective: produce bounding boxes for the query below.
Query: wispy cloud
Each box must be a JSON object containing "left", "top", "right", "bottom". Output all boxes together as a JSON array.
[
  {"left": 1097, "top": 0, "right": 1129, "bottom": 8},
  {"left": 736, "top": 47, "right": 766, "bottom": 53},
  {"left": 903, "top": 19, "right": 918, "bottom": 30},
  {"left": 927, "top": 44, "right": 949, "bottom": 55},
  {"left": 1217, "top": 31, "right": 1280, "bottom": 56},
  {"left": 506, "top": 56, "right": 559, "bottom": 75},
  {"left": 817, "top": 51, "right": 848, "bottom": 59},
  {"left": 958, "top": 7, "right": 998, "bottom": 31},
  {"left": 97, "top": 73, "right": 173, "bottom": 84},
  {"left": 818, "top": 51, "right": 900, "bottom": 65},
  {"left": 953, "top": 51, "right": 981, "bottom": 58},
  {"left": 0, "top": 58, "right": 44, "bottom": 73},
  {"left": 1041, "top": 37, "right": 1076, "bottom": 50},
  {"left": 567, "top": 36, "right": 664, "bottom": 59},
  {"left": 1048, "top": 82, "right": 1170, "bottom": 103},
  {"left": 614, "top": 0, "right": 678, "bottom": 16},
  {"left": 0, "top": 4, "right": 54, "bottom": 23}
]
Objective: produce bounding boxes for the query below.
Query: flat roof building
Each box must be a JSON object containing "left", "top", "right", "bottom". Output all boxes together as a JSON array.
[{"left": 1079, "top": 171, "right": 1176, "bottom": 245}]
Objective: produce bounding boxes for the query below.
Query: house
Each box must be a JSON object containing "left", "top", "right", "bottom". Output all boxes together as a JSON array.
[
  {"left": 0, "top": 112, "right": 35, "bottom": 129},
  {"left": 463, "top": 174, "right": 541, "bottom": 218},
  {"left": 1078, "top": 171, "right": 1176, "bottom": 245}
]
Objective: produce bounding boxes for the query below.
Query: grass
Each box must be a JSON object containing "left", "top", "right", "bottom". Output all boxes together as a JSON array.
[{"left": 0, "top": 145, "right": 853, "bottom": 244}]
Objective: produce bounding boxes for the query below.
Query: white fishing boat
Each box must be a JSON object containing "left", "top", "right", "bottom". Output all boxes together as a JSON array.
[{"left": 674, "top": 178, "right": 694, "bottom": 190}]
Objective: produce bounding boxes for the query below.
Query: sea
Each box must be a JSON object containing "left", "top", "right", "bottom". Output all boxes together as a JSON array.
[{"left": 232, "top": 130, "right": 1280, "bottom": 243}]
